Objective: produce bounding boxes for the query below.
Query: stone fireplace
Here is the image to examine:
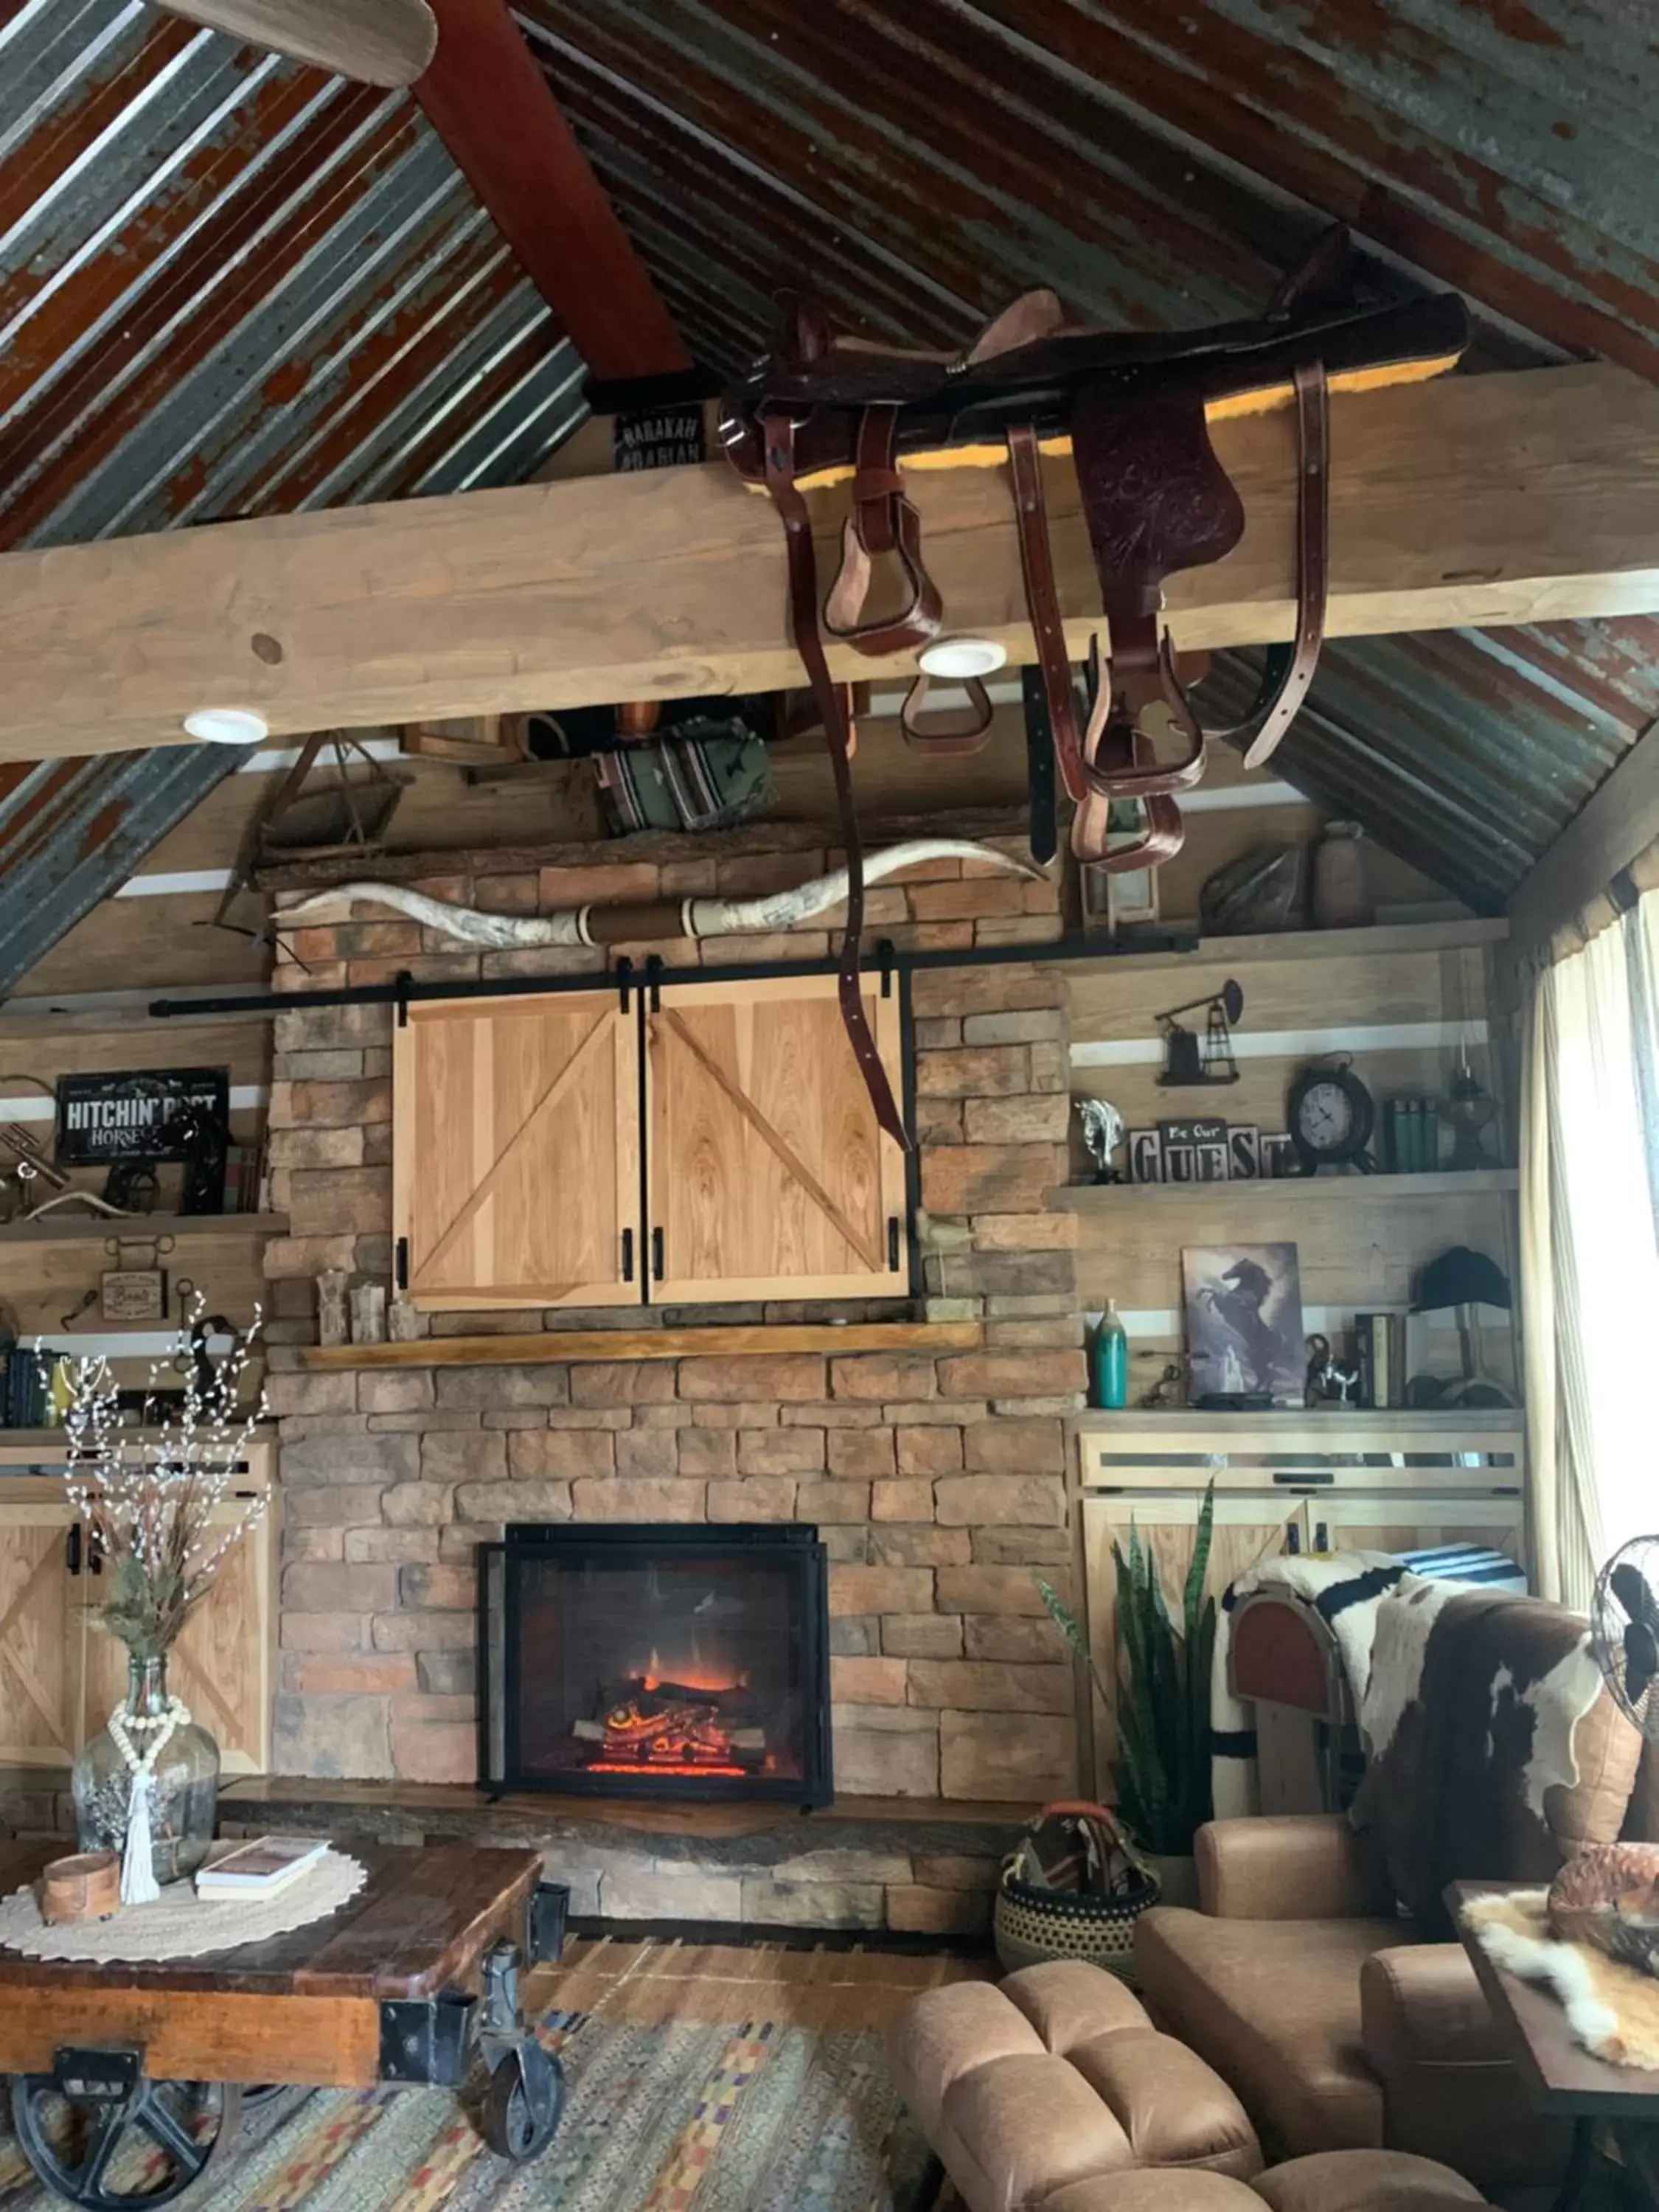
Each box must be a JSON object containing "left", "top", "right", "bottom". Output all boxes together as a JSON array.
[
  {"left": 260, "top": 810, "right": 1087, "bottom": 1808},
  {"left": 479, "top": 1522, "right": 832, "bottom": 1805}
]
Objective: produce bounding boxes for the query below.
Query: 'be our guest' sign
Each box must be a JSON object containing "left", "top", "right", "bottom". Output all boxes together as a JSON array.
[{"left": 55, "top": 1069, "right": 230, "bottom": 1166}]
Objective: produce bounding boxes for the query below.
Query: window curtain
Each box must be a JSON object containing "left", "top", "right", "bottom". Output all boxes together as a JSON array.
[{"left": 1520, "top": 887, "right": 1659, "bottom": 1609}]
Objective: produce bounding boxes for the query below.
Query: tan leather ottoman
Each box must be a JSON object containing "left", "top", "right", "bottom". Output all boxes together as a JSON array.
[
  {"left": 1040, "top": 2149, "right": 1487, "bottom": 2212},
  {"left": 886, "top": 1961, "right": 1262, "bottom": 2212}
]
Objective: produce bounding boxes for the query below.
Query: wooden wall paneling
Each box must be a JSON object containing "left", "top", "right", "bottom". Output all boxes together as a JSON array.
[
  {"left": 0, "top": 1020, "right": 268, "bottom": 1091},
  {"left": 394, "top": 992, "right": 639, "bottom": 1310},
  {"left": 0, "top": 1498, "right": 81, "bottom": 1766},
  {"left": 1069, "top": 1182, "right": 1517, "bottom": 1331},
  {"left": 5, "top": 1231, "right": 270, "bottom": 1346},
  {"left": 647, "top": 974, "right": 908, "bottom": 1303},
  {"left": 1307, "top": 1492, "right": 1525, "bottom": 1563},
  {"left": 1065, "top": 936, "right": 1493, "bottom": 1040},
  {"left": 11, "top": 893, "right": 270, "bottom": 999},
  {"left": 130, "top": 747, "right": 605, "bottom": 880}
]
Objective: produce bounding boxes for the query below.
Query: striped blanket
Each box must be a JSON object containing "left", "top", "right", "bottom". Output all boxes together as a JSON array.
[{"left": 1211, "top": 1544, "right": 1528, "bottom": 1818}]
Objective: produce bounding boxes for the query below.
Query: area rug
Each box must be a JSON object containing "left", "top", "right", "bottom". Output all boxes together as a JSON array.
[{"left": 0, "top": 2008, "right": 943, "bottom": 2211}]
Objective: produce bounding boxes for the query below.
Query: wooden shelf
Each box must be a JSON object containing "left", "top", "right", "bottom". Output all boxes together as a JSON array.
[
  {"left": 1054, "top": 917, "right": 1506, "bottom": 980},
  {"left": 297, "top": 1319, "right": 981, "bottom": 1371},
  {"left": 1054, "top": 1170, "right": 1517, "bottom": 1210},
  {"left": 0, "top": 1212, "right": 287, "bottom": 1246},
  {"left": 1075, "top": 1407, "right": 1522, "bottom": 1437}
]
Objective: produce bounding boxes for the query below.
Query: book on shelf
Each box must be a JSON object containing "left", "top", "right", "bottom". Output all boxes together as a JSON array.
[
  {"left": 196, "top": 1834, "right": 330, "bottom": 1895},
  {"left": 1354, "top": 1312, "right": 1406, "bottom": 1410},
  {"left": 0, "top": 1351, "right": 45, "bottom": 1430}
]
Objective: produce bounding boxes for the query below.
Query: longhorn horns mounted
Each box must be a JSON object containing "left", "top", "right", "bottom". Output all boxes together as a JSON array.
[{"left": 276, "top": 839, "right": 1047, "bottom": 950}]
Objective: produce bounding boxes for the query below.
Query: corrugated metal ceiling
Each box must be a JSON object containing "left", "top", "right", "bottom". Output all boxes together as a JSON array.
[
  {"left": 0, "top": 0, "right": 586, "bottom": 991},
  {"left": 512, "top": 0, "right": 1659, "bottom": 906}
]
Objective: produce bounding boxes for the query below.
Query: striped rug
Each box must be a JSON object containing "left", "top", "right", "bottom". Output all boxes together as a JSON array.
[{"left": 0, "top": 1938, "right": 972, "bottom": 2212}]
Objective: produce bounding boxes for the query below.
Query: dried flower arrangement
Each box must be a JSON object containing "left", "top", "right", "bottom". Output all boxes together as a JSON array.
[
  {"left": 48, "top": 1295, "right": 269, "bottom": 1902},
  {"left": 52, "top": 1295, "right": 270, "bottom": 1661}
]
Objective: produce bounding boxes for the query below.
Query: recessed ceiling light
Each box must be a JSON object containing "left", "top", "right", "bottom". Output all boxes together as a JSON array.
[
  {"left": 184, "top": 708, "right": 271, "bottom": 746},
  {"left": 916, "top": 636, "right": 1007, "bottom": 681}
]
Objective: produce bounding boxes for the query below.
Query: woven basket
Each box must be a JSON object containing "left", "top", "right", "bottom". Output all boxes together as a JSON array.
[{"left": 993, "top": 1801, "right": 1160, "bottom": 1983}]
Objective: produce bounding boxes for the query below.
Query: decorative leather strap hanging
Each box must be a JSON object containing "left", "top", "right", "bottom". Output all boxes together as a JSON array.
[{"left": 762, "top": 412, "right": 910, "bottom": 1151}]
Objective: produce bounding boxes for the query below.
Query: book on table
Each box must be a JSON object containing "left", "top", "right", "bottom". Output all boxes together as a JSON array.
[{"left": 196, "top": 1836, "right": 331, "bottom": 1895}]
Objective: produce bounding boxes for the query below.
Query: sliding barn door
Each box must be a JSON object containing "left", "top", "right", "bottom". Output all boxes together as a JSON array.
[
  {"left": 394, "top": 992, "right": 639, "bottom": 1310},
  {"left": 647, "top": 975, "right": 908, "bottom": 1303}
]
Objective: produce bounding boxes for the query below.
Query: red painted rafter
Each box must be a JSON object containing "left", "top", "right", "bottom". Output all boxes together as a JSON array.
[{"left": 415, "top": 0, "right": 689, "bottom": 381}]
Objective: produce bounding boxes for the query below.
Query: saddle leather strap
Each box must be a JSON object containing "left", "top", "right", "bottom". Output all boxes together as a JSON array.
[
  {"left": 900, "top": 671, "right": 995, "bottom": 754},
  {"left": 761, "top": 410, "right": 911, "bottom": 1152},
  {"left": 1211, "top": 359, "right": 1330, "bottom": 770},
  {"left": 1006, "top": 425, "right": 1186, "bottom": 873},
  {"left": 1006, "top": 424, "right": 1088, "bottom": 805},
  {"left": 822, "top": 406, "right": 942, "bottom": 657}
]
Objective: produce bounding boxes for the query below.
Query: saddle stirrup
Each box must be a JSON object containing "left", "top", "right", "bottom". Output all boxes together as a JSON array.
[{"left": 821, "top": 405, "right": 942, "bottom": 657}]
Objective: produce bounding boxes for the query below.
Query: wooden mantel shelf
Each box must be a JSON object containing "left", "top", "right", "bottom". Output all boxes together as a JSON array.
[{"left": 296, "top": 1320, "right": 982, "bottom": 1371}]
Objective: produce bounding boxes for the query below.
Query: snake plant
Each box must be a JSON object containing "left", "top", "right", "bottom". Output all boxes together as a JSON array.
[{"left": 1038, "top": 1478, "right": 1217, "bottom": 1856}]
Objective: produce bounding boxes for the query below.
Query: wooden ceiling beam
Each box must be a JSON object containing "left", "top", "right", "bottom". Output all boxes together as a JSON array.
[
  {"left": 4, "top": 363, "right": 1659, "bottom": 766},
  {"left": 414, "top": 0, "right": 689, "bottom": 381}
]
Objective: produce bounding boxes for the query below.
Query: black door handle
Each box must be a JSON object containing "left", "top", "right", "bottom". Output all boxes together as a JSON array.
[
  {"left": 651, "top": 1228, "right": 664, "bottom": 1282},
  {"left": 88, "top": 1528, "right": 104, "bottom": 1576},
  {"left": 66, "top": 1525, "right": 81, "bottom": 1576},
  {"left": 621, "top": 1228, "right": 634, "bottom": 1283}
]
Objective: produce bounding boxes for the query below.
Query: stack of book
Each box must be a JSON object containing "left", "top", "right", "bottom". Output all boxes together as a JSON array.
[
  {"left": 196, "top": 1834, "right": 331, "bottom": 1897},
  {"left": 0, "top": 1353, "right": 46, "bottom": 1430},
  {"left": 1354, "top": 1312, "right": 1406, "bottom": 1409}
]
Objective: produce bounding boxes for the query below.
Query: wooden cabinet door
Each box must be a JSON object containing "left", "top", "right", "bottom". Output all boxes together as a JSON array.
[
  {"left": 0, "top": 1499, "right": 82, "bottom": 1767},
  {"left": 646, "top": 975, "right": 908, "bottom": 1303},
  {"left": 80, "top": 1503, "right": 276, "bottom": 1775},
  {"left": 1309, "top": 1490, "right": 1526, "bottom": 1565},
  {"left": 394, "top": 992, "right": 640, "bottom": 1310},
  {"left": 1082, "top": 1492, "right": 1308, "bottom": 1779}
]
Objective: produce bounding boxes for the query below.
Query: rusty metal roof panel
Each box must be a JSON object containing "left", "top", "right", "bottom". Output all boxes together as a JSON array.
[
  {"left": 1203, "top": 619, "right": 1659, "bottom": 911},
  {"left": 0, "top": 0, "right": 585, "bottom": 993},
  {"left": 0, "top": 0, "right": 584, "bottom": 544}
]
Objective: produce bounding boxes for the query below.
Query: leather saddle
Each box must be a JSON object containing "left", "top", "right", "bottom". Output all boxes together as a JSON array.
[{"left": 720, "top": 228, "right": 1469, "bottom": 1145}]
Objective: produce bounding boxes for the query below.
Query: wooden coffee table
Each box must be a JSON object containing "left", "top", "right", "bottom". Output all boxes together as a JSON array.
[
  {"left": 1448, "top": 1879, "right": 1659, "bottom": 2212},
  {"left": 0, "top": 1838, "right": 569, "bottom": 2211}
]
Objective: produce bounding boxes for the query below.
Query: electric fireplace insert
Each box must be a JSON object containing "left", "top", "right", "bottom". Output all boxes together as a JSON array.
[{"left": 479, "top": 1523, "right": 832, "bottom": 1806}]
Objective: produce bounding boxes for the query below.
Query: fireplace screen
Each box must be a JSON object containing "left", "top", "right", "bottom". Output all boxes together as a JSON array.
[{"left": 479, "top": 1523, "right": 832, "bottom": 1806}]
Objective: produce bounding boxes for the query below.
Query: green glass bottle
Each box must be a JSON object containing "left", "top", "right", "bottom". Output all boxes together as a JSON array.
[{"left": 1090, "top": 1301, "right": 1129, "bottom": 1411}]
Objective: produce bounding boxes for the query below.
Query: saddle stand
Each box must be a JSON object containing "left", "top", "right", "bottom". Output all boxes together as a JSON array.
[{"left": 722, "top": 227, "right": 1469, "bottom": 1143}]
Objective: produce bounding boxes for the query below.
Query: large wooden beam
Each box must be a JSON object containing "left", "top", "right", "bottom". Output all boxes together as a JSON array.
[
  {"left": 4, "top": 364, "right": 1659, "bottom": 767},
  {"left": 414, "top": 0, "right": 689, "bottom": 380}
]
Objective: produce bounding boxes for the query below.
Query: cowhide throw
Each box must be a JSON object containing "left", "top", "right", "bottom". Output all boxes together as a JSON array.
[
  {"left": 1464, "top": 1888, "right": 1659, "bottom": 2070},
  {"left": 1211, "top": 1551, "right": 1404, "bottom": 1818},
  {"left": 1352, "top": 1575, "right": 1605, "bottom": 1935}
]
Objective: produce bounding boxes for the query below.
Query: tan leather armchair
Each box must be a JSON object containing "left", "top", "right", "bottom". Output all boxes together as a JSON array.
[{"left": 1134, "top": 1815, "right": 1567, "bottom": 2192}]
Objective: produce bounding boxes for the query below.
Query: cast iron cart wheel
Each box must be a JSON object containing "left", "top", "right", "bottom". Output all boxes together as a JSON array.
[
  {"left": 480, "top": 2042, "right": 563, "bottom": 2162},
  {"left": 10, "top": 2075, "right": 243, "bottom": 2211}
]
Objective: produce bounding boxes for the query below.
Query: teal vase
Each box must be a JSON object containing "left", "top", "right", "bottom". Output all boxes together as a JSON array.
[{"left": 1090, "top": 1302, "right": 1128, "bottom": 1410}]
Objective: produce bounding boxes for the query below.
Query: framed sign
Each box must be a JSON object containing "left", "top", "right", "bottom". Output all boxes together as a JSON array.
[
  {"left": 613, "top": 406, "right": 705, "bottom": 472},
  {"left": 56, "top": 1069, "right": 229, "bottom": 1167}
]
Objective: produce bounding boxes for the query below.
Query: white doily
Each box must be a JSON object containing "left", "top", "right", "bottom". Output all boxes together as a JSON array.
[{"left": 0, "top": 1848, "right": 367, "bottom": 1962}]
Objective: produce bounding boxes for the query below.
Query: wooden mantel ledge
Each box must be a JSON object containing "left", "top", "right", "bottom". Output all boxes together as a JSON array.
[{"left": 295, "top": 1320, "right": 983, "bottom": 1371}]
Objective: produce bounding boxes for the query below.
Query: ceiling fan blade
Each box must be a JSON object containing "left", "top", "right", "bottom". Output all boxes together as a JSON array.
[{"left": 150, "top": 0, "right": 438, "bottom": 86}]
